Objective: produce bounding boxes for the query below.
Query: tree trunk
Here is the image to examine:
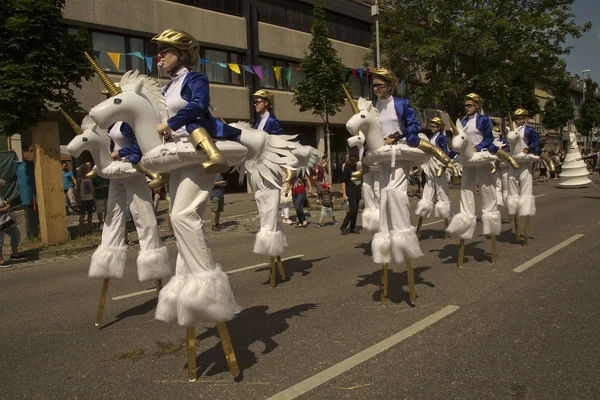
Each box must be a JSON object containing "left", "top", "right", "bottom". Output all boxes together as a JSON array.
[
  {"left": 32, "top": 122, "right": 68, "bottom": 245},
  {"left": 325, "top": 113, "right": 332, "bottom": 184}
]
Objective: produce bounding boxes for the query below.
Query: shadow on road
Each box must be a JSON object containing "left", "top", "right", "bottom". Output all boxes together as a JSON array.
[
  {"left": 436, "top": 240, "right": 493, "bottom": 264},
  {"left": 356, "top": 266, "right": 435, "bottom": 306},
  {"left": 353, "top": 241, "right": 372, "bottom": 257},
  {"left": 190, "top": 303, "right": 319, "bottom": 379},
  {"left": 99, "top": 297, "right": 158, "bottom": 330},
  {"left": 255, "top": 256, "right": 329, "bottom": 285}
]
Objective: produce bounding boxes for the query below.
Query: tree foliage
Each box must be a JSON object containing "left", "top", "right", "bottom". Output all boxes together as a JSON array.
[
  {"left": 379, "top": 0, "right": 590, "bottom": 119},
  {"left": 543, "top": 78, "right": 574, "bottom": 134},
  {"left": 575, "top": 78, "right": 600, "bottom": 136},
  {"left": 293, "top": 0, "right": 346, "bottom": 124},
  {"left": 0, "top": 0, "right": 94, "bottom": 136}
]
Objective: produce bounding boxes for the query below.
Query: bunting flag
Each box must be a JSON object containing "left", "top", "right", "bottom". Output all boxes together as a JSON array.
[
  {"left": 144, "top": 56, "right": 153, "bottom": 73},
  {"left": 241, "top": 65, "right": 255, "bottom": 74},
  {"left": 358, "top": 68, "right": 364, "bottom": 80},
  {"left": 252, "top": 65, "right": 264, "bottom": 80},
  {"left": 129, "top": 51, "right": 144, "bottom": 60},
  {"left": 106, "top": 52, "right": 121, "bottom": 72},
  {"left": 228, "top": 63, "right": 241, "bottom": 74},
  {"left": 217, "top": 62, "right": 228, "bottom": 69},
  {"left": 285, "top": 67, "right": 292, "bottom": 86},
  {"left": 273, "top": 66, "right": 282, "bottom": 83},
  {"left": 265, "top": 67, "right": 272, "bottom": 80},
  {"left": 200, "top": 59, "right": 210, "bottom": 65},
  {"left": 352, "top": 68, "right": 357, "bottom": 78}
]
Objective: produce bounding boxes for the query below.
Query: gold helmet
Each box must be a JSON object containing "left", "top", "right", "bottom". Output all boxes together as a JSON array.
[
  {"left": 252, "top": 89, "right": 275, "bottom": 107},
  {"left": 492, "top": 125, "right": 500, "bottom": 132},
  {"left": 372, "top": 68, "right": 396, "bottom": 84},
  {"left": 430, "top": 117, "right": 444, "bottom": 128},
  {"left": 152, "top": 29, "right": 199, "bottom": 66},
  {"left": 513, "top": 108, "right": 529, "bottom": 118},
  {"left": 101, "top": 82, "right": 121, "bottom": 96},
  {"left": 464, "top": 93, "right": 483, "bottom": 105}
]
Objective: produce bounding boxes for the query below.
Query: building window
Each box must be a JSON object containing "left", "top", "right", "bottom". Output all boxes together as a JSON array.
[
  {"left": 201, "top": 48, "right": 244, "bottom": 86},
  {"left": 258, "top": 57, "right": 303, "bottom": 92},
  {"left": 92, "top": 31, "right": 126, "bottom": 73},
  {"left": 168, "top": 0, "right": 243, "bottom": 16}
]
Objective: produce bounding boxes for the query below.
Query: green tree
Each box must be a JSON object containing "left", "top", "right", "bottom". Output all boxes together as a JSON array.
[
  {"left": 543, "top": 79, "right": 575, "bottom": 142},
  {"left": 293, "top": 0, "right": 346, "bottom": 182},
  {"left": 0, "top": 0, "right": 93, "bottom": 136},
  {"left": 379, "top": 0, "right": 590, "bottom": 119},
  {"left": 575, "top": 78, "right": 600, "bottom": 139}
]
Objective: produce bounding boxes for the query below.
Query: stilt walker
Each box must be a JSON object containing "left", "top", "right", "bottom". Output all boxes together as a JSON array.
[
  {"left": 415, "top": 117, "right": 453, "bottom": 238},
  {"left": 446, "top": 93, "right": 518, "bottom": 266},
  {"left": 344, "top": 70, "right": 457, "bottom": 305},
  {"left": 506, "top": 108, "right": 543, "bottom": 246},
  {"left": 150, "top": 29, "right": 241, "bottom": 381},
  {"left": 61, "top": 103, "right": 171, "bottom": 328}
]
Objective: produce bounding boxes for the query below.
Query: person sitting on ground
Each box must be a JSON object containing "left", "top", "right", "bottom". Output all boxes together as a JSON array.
[
  {"left": 315, "top": 182, "right": 337, "bottom": 228},
  {"left": 0, "top": 179, "right": 26, "bottom": 267}
]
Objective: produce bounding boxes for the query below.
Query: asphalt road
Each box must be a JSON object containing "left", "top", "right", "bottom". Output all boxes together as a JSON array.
[{"left": 1, "top": 178, "right": 599, "bottom": 400}]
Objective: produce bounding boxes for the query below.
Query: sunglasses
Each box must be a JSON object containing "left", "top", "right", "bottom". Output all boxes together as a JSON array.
[
  {"left": 372, "top": 83, "right": 386, "bottom": 88},
  {"left": 253, "top": 100, "right": 264, "bottom": 105},
  {"left": 464, "top": 104, "right": 476, "bottom": 108}
]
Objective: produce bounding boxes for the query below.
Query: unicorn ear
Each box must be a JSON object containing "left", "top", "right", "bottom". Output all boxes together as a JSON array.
[
  {"left": 364, "top": 101, "right": 372, "bottom": 112},
  {"left": 133, "top": 79, "right": 143, "bottom": 94}
]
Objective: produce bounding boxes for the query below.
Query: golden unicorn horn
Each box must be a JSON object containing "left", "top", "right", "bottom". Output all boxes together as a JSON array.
[
  {"left": 448, "top": 117, "right": 460, "bottom": 136},
  {"left": 58, "top": 107, "right": 83, "bottom": 135},
  {"left": 84, "top": 52, "right": 122, "bottom": 97},
  {"left": 342, "top": 84, "right": 360, "bottom": 114}
]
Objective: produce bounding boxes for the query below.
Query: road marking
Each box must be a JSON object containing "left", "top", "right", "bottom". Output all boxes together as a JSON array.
[
  {"left": 226, "top": 254, "right": 304, "bottom": 275},
  {"left": 112, "top": 254, "right": 305, "bottom": 301},
  {"left": 112, "top": 289, "right": 156, "bottom": 301},
  {"left": 513, "top": 234, "right": 584, "bottom": 273},
  {"left": 421, "top": 219, "right": 444, "bottom": 228},
  {"left": 266, "top": 305, "right": 460, "bottom": 400}
]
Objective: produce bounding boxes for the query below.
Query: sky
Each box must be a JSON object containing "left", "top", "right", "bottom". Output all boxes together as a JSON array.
[{"left": 563, "top": 0, "right": 600, "bottom": 82}]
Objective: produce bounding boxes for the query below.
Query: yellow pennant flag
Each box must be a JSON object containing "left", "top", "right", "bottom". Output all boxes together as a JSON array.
[
  {"left": 106, "top": 52, "right": 121, "bottom": 72},
  {"left": 273, "top": 66, "right": 282, "bottom": 83},
  {"left": 228, "top": 63, "right": 241, "bottom": 74}
]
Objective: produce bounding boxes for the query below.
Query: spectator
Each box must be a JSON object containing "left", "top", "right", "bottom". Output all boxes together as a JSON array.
[
  {"left": 62, "top": 162, "right": 77, "bottom": 215},
  {"left": 76, "top": 164, "right": 95, "bottom": 235},
  {"left": 291, "top": 173, "right": 312, "bottom": 227},
  {"left": 210, "top": 174, "right": 227, "bottom": 231},
  {"left": 340, "top": 153, "right": 362, "bottom": 235},
  {"left": 539, "top": 154, "right": 548, "bottom": 182},
  {"left": 280, "top": 181, "right": 293, "bottom": 224},
  {"left": 93, "top": 174, "right": 109, "bottom": 229},
  {"left": 315, "top": 182, "right": 337, "bottom": 227},
  {"left": 0, "top": 179, "right": 26, "bottom": 267}
]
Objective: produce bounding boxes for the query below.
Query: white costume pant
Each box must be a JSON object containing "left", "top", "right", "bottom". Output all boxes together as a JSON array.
[
  {"left": 361, "top": 170, "right": 380, "bottom": 231},
  {"left": 415, "top": 173, "right": 451, "bottom": 219},
  {"left": 447, "top": 164, "right": 501, "bottom": 240},
  {"left": 89, "top": 175, "right": 171, "bottom": 281},
  {"left": 372, "top": 161, "right": 423, "bottom": 264},
  {"left": 496, "top": 164, "right": 510, "bottom": 208},
  {"left": 254, "top": 185, "right": 287, "bottom": 256},
  {"left": 507, "top": 163, "right": 536, "bottom": 216},
  {"left": 156, "top": 166, "right": 240, "bottom": 326}
]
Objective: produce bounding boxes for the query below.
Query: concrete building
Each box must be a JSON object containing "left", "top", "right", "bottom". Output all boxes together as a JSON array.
[{"left": 53, "top": 0, "right": 375, "bottom": 188}]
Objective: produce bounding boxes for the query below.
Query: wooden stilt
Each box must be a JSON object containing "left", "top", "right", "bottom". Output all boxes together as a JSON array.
[
  {"left": 269, "top": 256, "right": 276, "bottom": 288},
  {"left": 514, "top": 215, "right": 520, "bottom": 242},
  {"left": 444, "top": 218, "right": 450, "bottom": 239},
  {"left": 186, "top": 326, "right": 197, "bottom": 382},
  {"left": 216, "top": 322, "right": 240, "bottom": 377},
  {"left": 524, "top": 216, "right": 529, "bottom": 247},
  {"left": 95, "top": 278, "right": 110, "bottom": 327},
  {"left": 416, "top": 216, "right": 424, "bottom": 238},
  {"left": 155, "top": 279, "right": 163, "bottom": 296},
  {"left": 380, "top": 263, "right": 388, "bottom": 307},
  {"left": 406, "top": 258, "right": 416, "bottom": 305},
  {"left": 491, "top": 235, "right": 497, "bottom": 264},
  {"left": 276, "top": 256, "right": 286, "bottom": 280},
  {"left": 457, "top": 239, "right": 465, "bottom": 268}
]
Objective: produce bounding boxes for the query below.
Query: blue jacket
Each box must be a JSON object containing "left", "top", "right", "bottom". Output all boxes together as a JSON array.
[
  {"left": 430, "top": 132, "right": 451, "bottom": 156},
  {"left": 108, "top": 122, "right": 142, "bottom": 165},
  {"left": 254, "top": 114, "right": 283, "bottom": 135},
  {"left": 460, "top": 113, "right": 498, "bottom": 154},
  {"left": 392, "top": 97, "right": 421, "bottom": 147},
  {"left": 523, "top": 125, "right": 541, "bottom": 155},
  {"left": 164, "top": 72, "right": 240, "bottom": 141}
]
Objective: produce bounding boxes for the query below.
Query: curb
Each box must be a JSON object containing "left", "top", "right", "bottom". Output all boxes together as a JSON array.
[{"left": 35, "top": 244, "right": 98, "bottom": 259}]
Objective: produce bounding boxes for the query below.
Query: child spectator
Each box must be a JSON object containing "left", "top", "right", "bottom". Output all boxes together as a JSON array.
[{"left": 315, "top": 182, "right": 337, "bottom": 227}]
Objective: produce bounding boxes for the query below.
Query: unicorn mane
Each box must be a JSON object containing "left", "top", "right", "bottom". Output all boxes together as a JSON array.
[
  {"left": 358, "top": 97, "right": 380, "bottom": 119},
  {"left": 120, "top": 70, "right": 168, "bottom": 123}
]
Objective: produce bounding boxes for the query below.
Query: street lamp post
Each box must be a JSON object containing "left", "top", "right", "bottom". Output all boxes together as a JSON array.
[
  {"left": 371, "top": 1, "right": 381, "bottom": 69},
  {"left": 582, "top": 69, "right": 591, "bottom": 150}
]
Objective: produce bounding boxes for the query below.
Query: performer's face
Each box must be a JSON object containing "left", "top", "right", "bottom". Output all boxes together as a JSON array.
[
  {"left": 515, "top": 117, "right": 526, "bottom": 127},
  {"left": 464, "top": 100, "right": 479, "bottom": 115},
  {"left": 373, "top": 78, "right": 391, "bottom": 99},
  {"left": 430, "top": 123, "right": 440, "bottom": 133},
  {"left": 158, "top": 47, "right": 180, "bottom": 73},
  {"left": 253, "top": 97, "right": 267, "bottom": 113}
]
